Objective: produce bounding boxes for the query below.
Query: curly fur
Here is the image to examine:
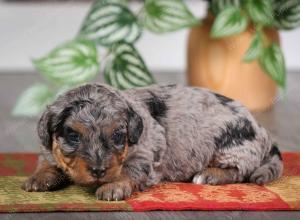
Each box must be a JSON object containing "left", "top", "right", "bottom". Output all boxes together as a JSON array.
[{"left": 22, "top": 83, "right": 283, "bottom": 200}]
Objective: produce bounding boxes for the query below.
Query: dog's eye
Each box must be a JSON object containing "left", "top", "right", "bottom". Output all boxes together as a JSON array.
[
  {"left": 64, "top": 127, "right": 80, "bottom": 145},
  {"left": 68, "top": 132, "right": 80, "bottom": 144},
  {"left": 111, "top": 130, "right": 125, "bottom": 148}
]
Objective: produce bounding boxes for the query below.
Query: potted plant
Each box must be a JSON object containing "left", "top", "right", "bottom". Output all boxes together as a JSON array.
[
  {"left": 13, "top": 0, "right": 300, "bottom": 116},
  {"left": 188, "top": 0, "right": 300, "bottom": 111},
  {"left": 13, "top": 0, "right": 199, "bottom": 117}
]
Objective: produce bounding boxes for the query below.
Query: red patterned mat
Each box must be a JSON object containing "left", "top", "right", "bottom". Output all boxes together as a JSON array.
[{"left": 0, "top": 152, "right": 300, "bottom": 212}]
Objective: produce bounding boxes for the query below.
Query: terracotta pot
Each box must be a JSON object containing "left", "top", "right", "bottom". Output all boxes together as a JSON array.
[{"left": 187, "top": 17, "right": 279, "bottom": 112}]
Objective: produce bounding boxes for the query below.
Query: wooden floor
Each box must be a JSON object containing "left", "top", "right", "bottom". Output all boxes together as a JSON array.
[
  {"left": 2, "top": 211, "right": 300, "bottom": 220},
  {"left": 0, "top": 71, "right": 299, "bottom": 219}
]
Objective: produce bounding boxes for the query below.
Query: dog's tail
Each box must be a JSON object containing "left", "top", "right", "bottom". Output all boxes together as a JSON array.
[{"left": 249, "top": 143, "right": 283, "bottom": 185}]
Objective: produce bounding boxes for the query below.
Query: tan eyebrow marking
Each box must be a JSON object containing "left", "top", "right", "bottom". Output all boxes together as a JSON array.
[{"left": 71, "top": 122, "right": 88, "bottom": 135}]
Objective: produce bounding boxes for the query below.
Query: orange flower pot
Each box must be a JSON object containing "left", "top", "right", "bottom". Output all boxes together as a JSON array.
[{"left": 187, "top": 17, "right": 279, "bottom": 112}]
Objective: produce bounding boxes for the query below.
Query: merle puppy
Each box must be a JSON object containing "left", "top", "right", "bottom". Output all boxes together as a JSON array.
[{"left": 22, "top": 84, "right": 283, "bottom": 200}]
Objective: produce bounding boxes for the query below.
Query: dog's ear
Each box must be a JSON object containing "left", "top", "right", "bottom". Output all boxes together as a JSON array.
[
  {"left": 37, "top": 105, "right": 74, "bottom": 150},
  {"left": 127, "top": 107, "right": 143, "bottom": 146},
  {"left": 37, "top": 107, "right": 54, "bottom": 150},
  {"left": 37, "top": 85, "right": 95, "bottom": 150}
]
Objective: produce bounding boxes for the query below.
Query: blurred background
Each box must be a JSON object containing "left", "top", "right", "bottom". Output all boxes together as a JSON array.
[{"left": 0, "top": 0, "right": 299, "bottom": 152}]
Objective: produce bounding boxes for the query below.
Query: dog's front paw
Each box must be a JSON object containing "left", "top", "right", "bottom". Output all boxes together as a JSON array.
[
  {"left": 22, "top": 169, "right": 68, "bottom": 192},
  {"left": 96, "top": 181, "right": 133, "bottom": 201},
  {"left": 22, "top": 175, "right": 53, "bottom": 192}
]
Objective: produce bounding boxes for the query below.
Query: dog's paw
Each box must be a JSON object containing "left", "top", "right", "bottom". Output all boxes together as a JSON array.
[
  {"left": 250, "top": 174, "right": 267, "bottom": 185},
  {"left": 193, "top": 168, "right": 232, "bottom": 185},
  {"left": 95, "top": 181, "right": 133, "bottom": 201},
  {"left": 22, "top": 175, "right": 52, "bottom": 192},
  {"left": 193, "top": 172, "right": 220, "bottom": 185},
  {"left": 21, "top": 171, "right": 67, "bottom": 192},
  {"left": 249, "top": 167, "right": 274, "bottom": 185}
]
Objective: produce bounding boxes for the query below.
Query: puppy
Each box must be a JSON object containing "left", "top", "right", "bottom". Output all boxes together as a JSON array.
[{"left": 22, "top": 84, "right": 283, "bottom": 200}]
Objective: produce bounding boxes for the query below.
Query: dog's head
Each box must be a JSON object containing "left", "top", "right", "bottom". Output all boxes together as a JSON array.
[{"left": 38, "top": 84, "right": 143, "bottom": 186}]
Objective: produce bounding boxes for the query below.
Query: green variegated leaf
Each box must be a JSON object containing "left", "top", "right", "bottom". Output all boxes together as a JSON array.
[
  {"left": 142, "top": 0, "right": 198, "bottom": 33},
  {"left": 105, "top": 43, "right": 155, "bottom": 90},
  {"left": 33, "top": 39, "right": 99, "bottom": 85},
  {"left": 273, "top": 0, "right": 300, "bottom": 30},
  {"left": 210, "top": 0, "right": 242, "bottom": 15},
  {"left": 98, "top": 0, "right": 127, "bottom": 5},
  {"left": 246, "top": 0, "right": 274, "bottom": 26},
  {"left": 211, "top": 6, "right": 248, "bottom": 38},
  {"left": 55, "top": 85, "right": 73, "bottom": 98},
  {"left": 259, "top": 43, "right": 286, "bottom": 88},
  {"left": 79, "top": 2, "right": 141, "bottom": 46},
  {"left": 12, "top": 84, "right": 54, "bottom": 117},
  {"left": 243, "top": 31, "right": 263, "bottom": 62}
]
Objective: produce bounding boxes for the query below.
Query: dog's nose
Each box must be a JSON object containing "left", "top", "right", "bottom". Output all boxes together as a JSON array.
[{"left": 90, "top": 167, "right": 106, "bottom": 178}]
